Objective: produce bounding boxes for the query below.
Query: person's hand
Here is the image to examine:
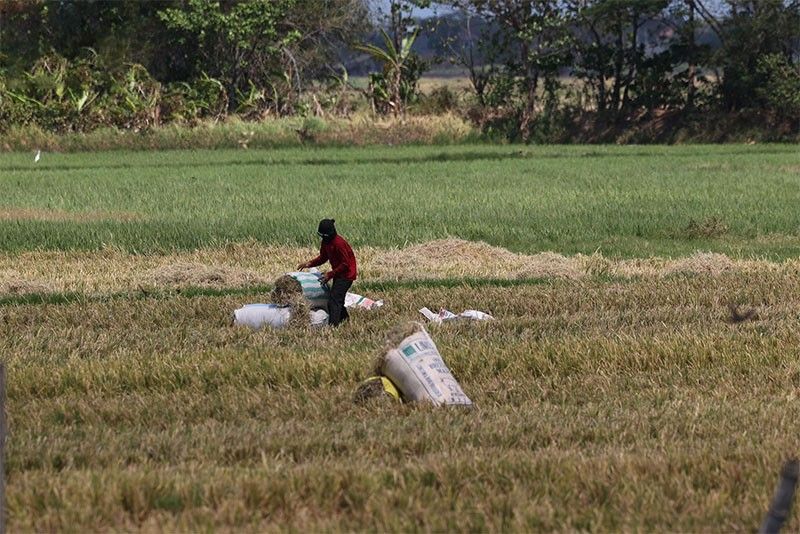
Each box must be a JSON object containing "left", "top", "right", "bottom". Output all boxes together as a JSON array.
[
  {"left": 297, "top": 262, "right": 308, "bottom": 270},
  {"left": 322, "top": 271, "right": 334, "bottom": 282}
]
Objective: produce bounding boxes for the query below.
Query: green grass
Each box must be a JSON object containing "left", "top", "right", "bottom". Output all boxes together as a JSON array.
[{"left": 2, "top": 144, "right": 800, "bottom": 257}]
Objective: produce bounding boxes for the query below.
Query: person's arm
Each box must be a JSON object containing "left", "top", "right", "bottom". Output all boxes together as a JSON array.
[{"left": 298, "top": 245, "right": 328, "bottom": 270}]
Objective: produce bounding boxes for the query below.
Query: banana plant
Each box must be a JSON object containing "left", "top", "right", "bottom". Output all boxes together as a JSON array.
[
  {"left": 354, "top": 27, "right": 419, "bottom": 117},
  {"left": 235, "top": 80, "right": 267, "bottom": 118},
  {"left": 69, "top": 88, "right": 96, "bottom": 114}
]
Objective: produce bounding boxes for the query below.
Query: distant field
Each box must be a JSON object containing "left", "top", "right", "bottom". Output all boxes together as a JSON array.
[
  {"left": 1, "top": 144, "right": 800, "bottom": 257},
  {"left": 4, "top": 144, "right": 800, "bottom": 531},
  {"left": 350, "top": 74, "right": 474, "bottom": 92}
]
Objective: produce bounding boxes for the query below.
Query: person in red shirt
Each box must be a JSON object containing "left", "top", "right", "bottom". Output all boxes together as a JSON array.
[{"left": 297, "top": 219, "right": 358, "bottom": 326}]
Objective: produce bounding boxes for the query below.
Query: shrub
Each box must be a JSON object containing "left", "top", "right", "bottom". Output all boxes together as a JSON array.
[
  {"left": 756, "top": 54, "right": 800, "bottom": 120},
  {"left": 412, "top": 86, "right": 461, "bottom": 115}
]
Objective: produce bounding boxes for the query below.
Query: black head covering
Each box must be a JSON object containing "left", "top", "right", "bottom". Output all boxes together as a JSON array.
[{"left": 317, "top": 218, "right": 337, "bottom": 242}]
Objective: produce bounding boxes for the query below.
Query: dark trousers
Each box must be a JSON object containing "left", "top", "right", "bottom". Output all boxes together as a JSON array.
[{"left": 328, "top": 279, "right": 353, "bottom": 326}]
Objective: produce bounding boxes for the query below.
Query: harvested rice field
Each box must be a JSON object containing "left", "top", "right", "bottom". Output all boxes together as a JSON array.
[{"left": 2, "top": 144, "right": 800, "bottom": 531}]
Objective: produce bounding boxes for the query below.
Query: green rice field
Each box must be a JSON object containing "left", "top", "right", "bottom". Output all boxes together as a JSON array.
[{"left": 1, "top": 144, "right": 799, "bottom": 257}]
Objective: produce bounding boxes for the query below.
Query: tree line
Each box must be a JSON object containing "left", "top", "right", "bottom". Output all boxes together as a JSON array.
[{"left": 1, "top": 0, "right": 798, "bottom": 140}]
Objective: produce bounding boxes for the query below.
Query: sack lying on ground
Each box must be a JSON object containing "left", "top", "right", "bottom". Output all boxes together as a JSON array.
[
  {"left": 232, "top": 304, "right": 328, "bottom": 330},
  {"left": 380, "top": 322, "right": 472, "bottom": 406},
  {"left": 345, "top": 292, "right": 384, "bottom": 310},
  {"left": 419, "top": 307, "right": 494, "bottom": 323}
]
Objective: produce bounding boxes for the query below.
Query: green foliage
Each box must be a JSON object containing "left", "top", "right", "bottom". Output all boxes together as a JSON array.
[
  {"left": 0, "top": 52, "right": 105, "bottom": 131},
  {"left": 161, "top": 74, "right": 228, "bottom": 123},
  {"left": 356, "top": 28, "right": 426, "bottom": 115},
  {"left": 441, "top": 0, "right": 799, "bottom": 136},
  {"left": 481, "top": 73, "right": 516, "bottom": 109},
  {"left": 157, "top": 0, "right": 298, "bottom": 113},
  {"left": 1, "top": 0, "right": 369, "bottom": 121},
  {"left": 0, "top": 53, "right": 230, "bottom": 132},
  {"left": 570, "top": 0, "right": 670, "bottom": 116},
  {"left": 701, "top": 0, "right": 799, "bottom": 112},
  {"left": 0, "top": 0, "right": 181, "bottom": 76},
  {"left": 454, "top": 0, "right": 574, "bottom": 139},
  {"left": 756, "top": 54, "right": 800, "bottom": 120},
  {"left": 629, "top": 50, "right": 689, "bottom": 111},
  {"left": 3, "top": 0, "right": 800, "bottom": 137}
]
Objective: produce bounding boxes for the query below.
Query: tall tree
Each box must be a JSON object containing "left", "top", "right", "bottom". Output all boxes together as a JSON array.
[
  {"left": 449, "top": 0, "right": 572, "bottom": 139},
  {"left": 437, "top": 11, "right": 497, "bottom": 106},
  {"left": 569, "top": 0, "right": 670, "bottom": 116},
  {"left": 1, "top": 0, "right": 370, "bottom": 112},
  {"left": 161, "top": 0, "right": 371, "bottom": 112},
  {"left": 712, "top": 0, "right": 800, "bottom": 110},
  {"left": 0, "top": 0, "right": 180, "bottom": 75},
  {"left": 373, "top": 0, "right": 431, "bottom": 54}
]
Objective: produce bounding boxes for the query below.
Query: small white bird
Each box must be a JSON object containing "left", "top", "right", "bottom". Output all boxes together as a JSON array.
[{"left": 34, "top": 150, "right": 41, "bottom": 163}]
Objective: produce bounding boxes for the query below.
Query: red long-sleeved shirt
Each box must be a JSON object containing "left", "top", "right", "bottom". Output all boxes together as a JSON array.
[{"left": 308, "top": 235, "right": 357, "bottom": 281}]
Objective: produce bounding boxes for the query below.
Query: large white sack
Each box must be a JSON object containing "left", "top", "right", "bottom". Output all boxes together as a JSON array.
[
  {"left": 233, "top": 304, "right": 328, "bottom": 330},
  {"left": 234, "top": 304, "right": 289, "bottom": 329},
  {"left": 381, "top": 325, "right": 472, "bottom": 406}
]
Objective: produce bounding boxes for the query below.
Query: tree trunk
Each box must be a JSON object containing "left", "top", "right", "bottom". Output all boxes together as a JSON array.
[
  {"left": 596, "top": 75, "right": 607, "bottom": 112},
  {"left": 520, "top": 71, "right": 539, "bottom": 142},
  {"left": 611, "top": 19, "right": 624, "bottom": 114},
  {"left": 621, "top": 9, "right": 640, "bottom": 112},
  {"left": 466, "top": 47, "right": 487, "bottom": 107},
  {"left": 392, "top": 64, "right": 402, "bottom": 117},
  {"left": 390, "top": 0, "right": 403, "bottom": 56},
  {"left": 587, "top": 24, "right": 606, "bottom": 113},
  {"left": 686, "top": 0, "right": 697, "bottom": 110}
]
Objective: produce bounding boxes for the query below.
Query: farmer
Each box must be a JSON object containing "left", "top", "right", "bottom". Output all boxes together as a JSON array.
[{"left": 297, "top": 219, "right": 358, "bottom": 326}]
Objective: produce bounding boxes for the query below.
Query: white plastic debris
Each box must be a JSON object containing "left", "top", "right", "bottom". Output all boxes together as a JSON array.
[
  {"left": 345, "top": 291, "right": 383, "bottom": 310},
  {"left": 232, "top": 303, "right": 328, "bottom": 330},
  {"left": 458, "top": 310, "right": 494, "bottom": 321},
  {"left": 419, "top": 307, "right": 494, "bottom": 323},
  {"left": 309, "top": 309, "right": 329, "bottom": 326},
  {"left": 381, "top": 324, "right": 472, "bottom": 406}
]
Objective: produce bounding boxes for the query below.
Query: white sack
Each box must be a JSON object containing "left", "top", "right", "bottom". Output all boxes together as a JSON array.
[
  {"left": 233, "top": 304, "right": 328, "bottom": 330},
  {"left": 381, "top": 325, "right": 472, "bottom": 406}
]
